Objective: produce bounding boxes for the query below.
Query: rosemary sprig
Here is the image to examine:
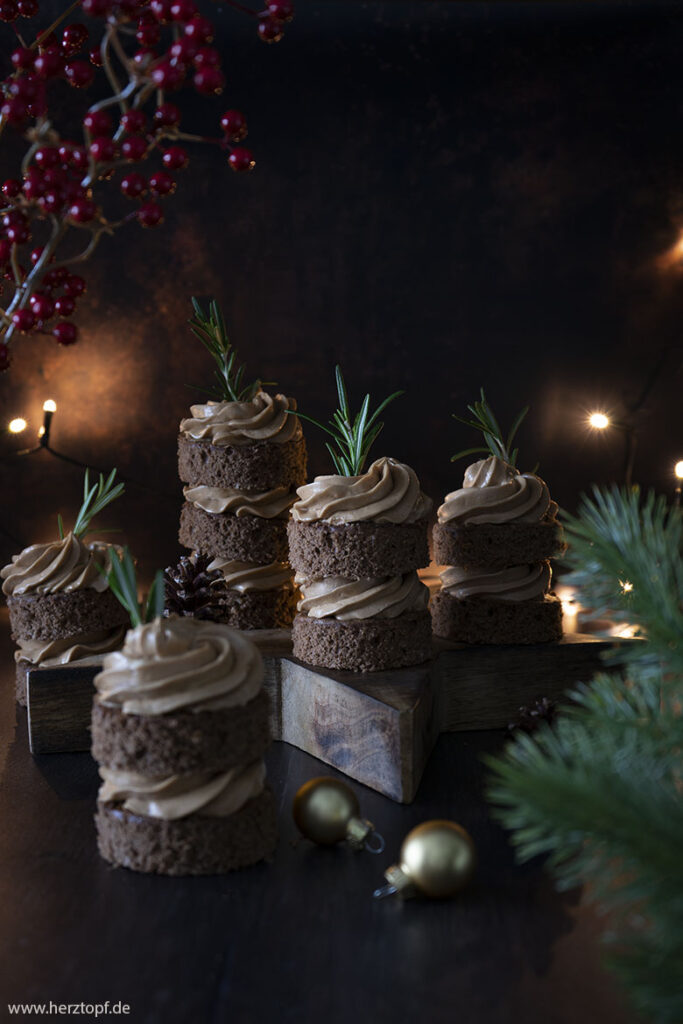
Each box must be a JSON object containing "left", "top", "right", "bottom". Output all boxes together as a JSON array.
[
  {"left": 294, "top": 365, "right": 404, "bottom": 476},
  {"left": 105, "top": 546, "right": 165, "bottom": 628},
  {"left": 451, "top": 388, "right": 529, "bottom": 467},
  {"left": 188, "top": 297, "right": 274, "bottom": 403},
  {"left": 57, "top": 468, "right": 125, "bottom": 539}
]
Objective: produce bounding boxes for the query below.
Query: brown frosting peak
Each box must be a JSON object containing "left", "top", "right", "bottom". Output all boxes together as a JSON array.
[
  {"left": 1, "top": 532, "right": 112, "bottom": 597},
  {"left": 290, "top": 457, "right": 432, "bottom": 525},
  {"left": 437, "top": 456, "right": 555, "bottom": 526},
  {"left": 440, "top": 562, "right": 552, "bottom": 602},
  {"left": 98, "top": 760, "right": 265, "bottom": 821},
  {"left": 296, "top": 571, "right": 429, "bottom": 620},
  {"left": 16, "top": 625, "right": 127, "bottom": 667},
  {"left": 179, "top": 391, "right": 301, "bottom": 447},
  {"left": 94, "top": 616, "right": 263, "bottom": 716}
]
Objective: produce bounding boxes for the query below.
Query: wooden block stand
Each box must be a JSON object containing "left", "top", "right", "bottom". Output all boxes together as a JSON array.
[{"left": 27, "top": 632, "right": 615, "bottom": 803}]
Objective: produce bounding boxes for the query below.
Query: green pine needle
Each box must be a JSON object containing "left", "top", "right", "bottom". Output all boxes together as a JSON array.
[
  {"left": 293, "top": 365, "right": 404, "bottom": 476},
  {"left": 451, "top": 388, "right": 529, "bottom": 467},
  {"left": 189, "top": 297, "right": 274, "bottom": 403},
  {"left": 60, "top": 468, "right": 124, "bottom": 539},
  {"left": 105, "top": 546, "right": 165, "bottom": 628},
  {"left": 487, "top": 487, "right": 683, "bottom": 1023}
]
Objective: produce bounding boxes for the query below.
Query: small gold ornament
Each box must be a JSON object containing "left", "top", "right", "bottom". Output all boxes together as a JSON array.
[
  {"left": 293, "top": 776, "right": 385, "bottom": 853},
  {"left": 374, "top": 819, "right": 476, "bottom": 899}
]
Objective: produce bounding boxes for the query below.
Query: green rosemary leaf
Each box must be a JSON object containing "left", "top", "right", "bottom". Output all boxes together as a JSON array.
[
  {"left": 144, "top": 569, "right": 165, "bottom": 623},
  {"left": 189, "top": 297, "right": 267, "bottom": 403},
  {"left": 107, "top": 547, "right": 142, "bottom": 628},
  {"left": 72, "top": 468, "right": 124, "bottom": 538},
  {"left": 297, "top": 366, "right": 404, "bottom": 476},
  {"left": 451, "top": 390, "right": 531, "bottom": 467},
  {"left": 57, "top": 513, "right": 64, "bottom": 540}
]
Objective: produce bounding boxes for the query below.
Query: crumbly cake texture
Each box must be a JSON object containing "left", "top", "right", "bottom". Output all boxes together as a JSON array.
[
  {"left": 430, "top": 591, "right": 563, "bottom": 645},
  {"left": 178, "top": 435, "right": 307, "bottom": 492},
  {"left": 207, "top": 585, "right": 297, "bottom": 631},
  {"left": 179, "top": 502, "right": 288, "bottom": 564},
  {"left": 292, "top": 610, "right": 432, "bottom": 672},
  {"left": 15, "top": 660, "right": 31, "bottom": 706},
  {"left": 287, "top": 520, "right": 430, "bottom": 581},
  {"left": 96, "top": 787, "right": 278, "bottom": 876},
  {"left": 432, "top": 520, "right": 566, "bottom": 572},
  {"left": 7, "top": 589, "right": 129, "bottom": 644},
  {"left": 92, "top": 689, "right": 271, "bottom": 776}
]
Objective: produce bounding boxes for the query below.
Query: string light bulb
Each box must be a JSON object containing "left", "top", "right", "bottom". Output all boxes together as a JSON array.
[
  {"left": 8, "top": 418, "right": 27, "bottom": 434},
  {"left": 43, "top": 399, "right": 57, "bottom": 413},
  {"left": 588, "top": 412, "right": 610, "bottom": 430},
  {"left": 675, "top": 461, "right": 683, "bottom": 480}
]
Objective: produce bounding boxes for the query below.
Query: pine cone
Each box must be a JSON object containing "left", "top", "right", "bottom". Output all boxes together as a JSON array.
[
  {"left": 164, "top": 553, "right": 223, "bottom": 620},
  {"left": 506, "top": 697, "right": 558, "bottom": 738}
]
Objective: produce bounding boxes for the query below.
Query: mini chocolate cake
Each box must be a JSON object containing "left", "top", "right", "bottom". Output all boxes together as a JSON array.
[
  {"left": 93, "top": 616, "right": 278, "bottom": 875},
  {"left": 432, "top": 454, "right": 565, "bottom": 647},
  {"left": 176, "top": 390, "right": 306, "bottom": 630},
  {"left": 289, "top": 457, "right": 433, "bottom": 671},
  {"left": 431, "top": 564, "right": 563, "bottom": 645},
  {"left": 2, "top": 534, "right": 128, "bottom": 706}
]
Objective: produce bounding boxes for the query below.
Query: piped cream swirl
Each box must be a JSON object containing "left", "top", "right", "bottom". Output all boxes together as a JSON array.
[
  {"left": 440, "top": 563, "right": 551, "bottom": 602},
  {"left": 1, "top": 533, "right": 112, "bottom": 596},
  {"left": 207, "top": 557, "right": 293, "bottom": 593},
  {"left": 437, "top": 456, "right": 554, "bottom": 525},
  {"left": 184, "top": 484, "right": 295, "bottom": 519},
  {"left": 94, "top": 616, "right": 263, "bottom": 715},
  {"left": 291, "top": 457, "right": 432, "bottom": 525},
  {"left": 98, "top": 759, "right": 265, "bottom": 820},
  {"left": 179, "top": 391, "right": 300, "bottom": 447},
  {"left": 296, "top": 571, "right": 429, "bottom": 620},
  {"left": 16, "top": 625, "right": 127, "bottom": 667}
]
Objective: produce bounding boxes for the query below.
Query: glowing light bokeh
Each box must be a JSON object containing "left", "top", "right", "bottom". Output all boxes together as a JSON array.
[
  {"left": 8, "top": 418, "right": 27, "bottom": 434},
  {"left": 43, "top": 399, "right": 57, "bottom": 413},
  {"left": 675, "top": 460, "right": 683, "bottom": 480},
  {"left": 588, "top": 412, "right": 610, "bottom": 430}
]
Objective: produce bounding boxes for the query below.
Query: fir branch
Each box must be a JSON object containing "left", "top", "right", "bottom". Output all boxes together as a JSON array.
[
  {"left": 105, "top": 546, "right": 164, "bottom": 628},
  {"left": 62, "top": 468, "right": 124, "bottom": 539},
  {"left": 487, "top": 487, "right": 683, "bottom": 1023},
  {"left": 189, "top": 297, "right": 273, "bottom": 403},
  {"left": 294, "top": 365, "right": 404, "bottom": 476},
  {"left": 451, "top": 388, "right": 529, "bottom": 467}
]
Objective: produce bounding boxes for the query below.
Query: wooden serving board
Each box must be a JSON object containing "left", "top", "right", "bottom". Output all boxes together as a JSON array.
[{"left": 26, "top": 632, "right": 617, "bottom": 802}]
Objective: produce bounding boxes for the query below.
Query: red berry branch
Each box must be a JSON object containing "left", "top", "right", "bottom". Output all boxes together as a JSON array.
[{"left": 0, "top": 0, "right": 294, "bottom": 370}]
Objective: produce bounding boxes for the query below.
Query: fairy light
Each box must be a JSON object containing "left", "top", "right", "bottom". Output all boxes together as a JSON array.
[
  {"left": 43, "top": 399, "right": 57, "bottom": 413},
  {"left": 40, "top": 399, "right": 56, "bottom": 446},
  {"left": 620, "top": 580, "right": 633, "bottom": 593},
  {"left": 675, "top": 461, "right": 683, "bottom": 480},
  {"left": 588, "top": 412, "right": 610, "bottom": 430},
  {"left": 8, "top": 418, "right": 27, "bottom": 434}
]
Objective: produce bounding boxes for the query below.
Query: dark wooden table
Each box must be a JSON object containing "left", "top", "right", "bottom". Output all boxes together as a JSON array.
[{"left": 0, "top": 620, "right": 633, "bottom": 1024}]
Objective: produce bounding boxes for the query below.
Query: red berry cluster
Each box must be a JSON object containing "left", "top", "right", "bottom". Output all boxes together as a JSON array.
[{"left": 0, "top": 0, "right": 293, "bottom": 369}]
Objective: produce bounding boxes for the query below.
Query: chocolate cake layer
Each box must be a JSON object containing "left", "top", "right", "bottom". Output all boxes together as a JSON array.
[
  {"left": 208, "top": 585, "right": 297, "bottom": 630},
  {"left": 92, "top": 688, "right": 271, "bottom": 776},
  {"left": 430, "top": 591, "right": 563, "bottom": 645},
  {"left": 96, "top": 787, "right": 278, "bottom": 875},
  {"left": 292, "top": 609, "right": 432, "bottom": 672},
  {"left": 287, "top": 520, "right": 430, "bottom": 580},
  {"left": 7, "top": 588, "right": 130, "bottom": 644},
  {"left": 179, "top": 502, "right": 288, "bottom": 563},
  {"left": 178, "top": 435, "right": 307, "bottom": 491},
  {"left": 432, "top": 520, "right": 566, "bottom": 571}
]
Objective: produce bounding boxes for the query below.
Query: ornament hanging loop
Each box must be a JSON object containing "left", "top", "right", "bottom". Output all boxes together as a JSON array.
[{"left": 346, "top": 816, "right": 385, "bottom": 854}]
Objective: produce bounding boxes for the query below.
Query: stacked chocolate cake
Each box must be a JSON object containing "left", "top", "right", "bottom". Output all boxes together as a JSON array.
[
  {"left": 288, "top": 456, "right": 434, "bottom": 671},
  {"left": 176, "top": 390, "right": 307, "bottom": 629},
  {"left": 430, "top": 455, "right": 566, "bottom": 644},
  {"left": 92, "top": 616, "right": 278, "bottom": 875}
]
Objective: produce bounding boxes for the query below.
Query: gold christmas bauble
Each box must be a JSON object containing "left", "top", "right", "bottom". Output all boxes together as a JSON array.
[
  {"left": 395, "top": 820, "right": 476, "bottom": 899},
  {"left": 293, "top": 777, "right": 362, "bottom": 846}
]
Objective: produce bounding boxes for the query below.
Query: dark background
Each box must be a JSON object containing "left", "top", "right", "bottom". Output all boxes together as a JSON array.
[{"left": 1, "top": 0, "right": 682, "bottom": 580}]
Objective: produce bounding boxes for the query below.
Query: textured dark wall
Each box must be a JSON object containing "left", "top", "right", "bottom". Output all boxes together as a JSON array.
[{"left": 1, "top": 1, "right": 682, "bottom": 580}]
